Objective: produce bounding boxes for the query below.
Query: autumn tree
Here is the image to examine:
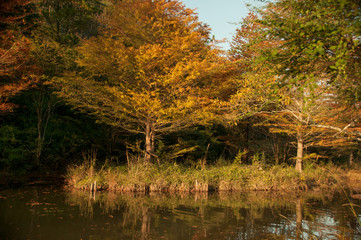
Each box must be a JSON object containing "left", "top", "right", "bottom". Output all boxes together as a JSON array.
[
  {"left": 25, "top": 0, "right": 104, "bottom": 164},
  {"left": 32, "top": 0, "right": 103, "bottom": 77},
  {"left": 0, "top": 0, "right": 39, "bottom": 113},
  {"left": 259, "top": 79, "right": 354, "bottom": 172},
  {"left": 55, "top": 0, "right": 225, "bottom": 163},
  {"left": 257, "top": 0, "right": 361, "bottom": 171},
  {"left": 226, "top": 13, "right": 282, "bottom": 163},
  {"left": 257, "top": 1, "right": 361, "bottom": 126},
  {"left": 228, "top": 12, "right": 280, "bottom": 118},
  {"left": 229, "top": 1, "right": 361, "bottom": 172}
]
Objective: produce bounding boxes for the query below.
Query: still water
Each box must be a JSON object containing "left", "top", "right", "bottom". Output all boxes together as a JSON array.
[{"left": 0, "top": 186, "right": 360, "bottom": 240}]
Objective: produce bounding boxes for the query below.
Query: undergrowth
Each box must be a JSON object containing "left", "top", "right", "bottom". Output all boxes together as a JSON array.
[{"left": 65, "top": 155, "right": 354, "bottom": 192}]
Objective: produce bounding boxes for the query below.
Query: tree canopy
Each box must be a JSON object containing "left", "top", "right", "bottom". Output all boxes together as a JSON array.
[
  {"left": 0, "top": 0, "right": 39, "bottom": 112},
  {"left": 1, "top": 0, "right": 361, "bottom": 175},
  {"left": 229, "top": 0, "right": 361, "bottom": 172},
  {"left": 55, "top": 0, "right": 227, "bottom": 163}
]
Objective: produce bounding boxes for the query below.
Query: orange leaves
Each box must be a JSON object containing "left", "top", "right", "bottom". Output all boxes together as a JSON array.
[
  {"left": 78, "top": 37, "right": 130, "bottom": 72},
  {"left": 0, "top": 0, "right": 39, "bottom": 113},
  {"left": 0, "top": 0, "right": 33, "bottom": 25},
  {"left": 1, "top": 32, "right": 31, "bottom": 76},
  {"left": 102, "top": 0, "right": 202, "bottom": 48}
]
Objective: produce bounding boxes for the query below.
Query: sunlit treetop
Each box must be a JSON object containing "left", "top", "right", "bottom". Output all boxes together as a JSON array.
[
  {"left": 56, "top": 0, "right": 228, "bottom": 162},
  {"left": 0, "top": 0, "right": 39, "bottom": 113}
]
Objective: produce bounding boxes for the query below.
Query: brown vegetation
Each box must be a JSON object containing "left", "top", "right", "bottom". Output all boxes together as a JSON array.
[{"left": 65, "top": 160, "right": 361, "bottom": 193}]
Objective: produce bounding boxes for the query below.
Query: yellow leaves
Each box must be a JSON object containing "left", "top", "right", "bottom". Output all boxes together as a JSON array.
[
  {"left": 229, "top": 67, "right": 274, "bottom": 116},
  {"left": 0, "top": 27, "right": 39, "bottom": 112},
  {"left": 54, "top": 0, "right": 229, "bottom": 137},
  {"left": 135, "top": 44, "right": 165, "bottom": 68},
  {"left": 77, "top": 37, "right": 132, "bottom": 76}
]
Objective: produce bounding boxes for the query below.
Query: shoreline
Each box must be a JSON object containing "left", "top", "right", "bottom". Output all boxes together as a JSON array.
[{"left": 65, "top": 163, "right": 361, "bottom": 194}]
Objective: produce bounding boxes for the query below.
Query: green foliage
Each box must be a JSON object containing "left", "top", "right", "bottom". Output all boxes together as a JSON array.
[
  {"left": 229, "top": 0, "right": 361, "bottom": 172},
  {"left": 0, "top": 88, "right": 121, "bottom": 173},
  {"left": 233, "top": 150, "right": 248, "bottom": 165},
  {"left": 30, "top": 0, "right": 104, "bottom": 78},
  {"left": 158, "top": 124, "right": 228, "bottom": 164},
  {"left": 0, "top": 125, "right": 31, "bottom": 173},
  {"left": 258, "top": 0, "right": 361, "bottom": 101},
  {"left": 38, "top": 0, "right": 103, "bottom": 45}
]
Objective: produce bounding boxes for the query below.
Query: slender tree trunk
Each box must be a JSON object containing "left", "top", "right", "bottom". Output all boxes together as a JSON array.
[
  {"left": 35, "top": 91, "right": 43, "bottom": 166},
  {"left": 151, "top": 132, "right": 159, "bottom": 165},
  {"left": 243, "top": 122, "right": 250, "bottom": 164},
  {"left": 34, "top": 88, "right": 54, "bottom": 166},
  {"left": 202, "top": 143, "right": 210, "bottom": 170},
  {"left": 296, "top": 133, "right": 303, "bottom": 173},
  {"left": 36, "top": 109, "right": 43, "bottom": 164},
  {"left": 271, "top": 133, "right": 280, "bottom": 165},
  {"left": 349, "top": 152, "right": 354, "bottom": 166},
  {"left": 144, "top": 121, "right": 154, "bottom": 164}
]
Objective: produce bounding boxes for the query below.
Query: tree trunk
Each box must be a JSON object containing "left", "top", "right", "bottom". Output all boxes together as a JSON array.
[
  {"left": 349, "top": 152, "right": 354, "bottom": 166},
  {"left": 296, "top": 133, "right": 303, "bottom": 173},
  {"left": 36, "top": 114, "right": 43, "bottom": 164},
  {"left": 243, "top": 122, "right": 250, "bottom": 163},
  {"left": 34, "top": 88, "right": 54, "bottom": 166},
  {"left": 144, "top": 121, "right": 154, "bottom": 164}
]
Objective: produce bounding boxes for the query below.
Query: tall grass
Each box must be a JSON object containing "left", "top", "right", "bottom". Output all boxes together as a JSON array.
[
  {"left": 66, "top": 150, "right": 107, "bottom": 190},
  {"left": 65, "top": 155, "right": 355, "bottom": 192}
]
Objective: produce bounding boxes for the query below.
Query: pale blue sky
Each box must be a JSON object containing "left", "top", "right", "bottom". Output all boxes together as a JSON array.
[{"left": 180, "top": 0, "right": 263, "bottom": 50}]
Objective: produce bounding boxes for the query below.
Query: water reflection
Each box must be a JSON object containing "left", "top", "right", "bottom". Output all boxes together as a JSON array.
[
  {"left": 295, "top": 199, "right": 302, "bottom": 240},
  {"left": 0, "top": 187, "right": 360, "bottom": 239},
  {"left": 64, "top": 190, "right": 361, "bottom": 239}
]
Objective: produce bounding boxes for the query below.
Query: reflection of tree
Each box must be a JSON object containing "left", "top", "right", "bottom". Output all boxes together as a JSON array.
[
  {"left": 141, "top": 206, "right": 151, "bottom": 240},
  {"left": 295, "top": 198, "right": 303, "bottom": 240},
  {"left": 29, "top": 188, "right": 40, "bottom": 236},
  {"left": 65, "top": 189, "right": 97, "bottom": 218},
  {"left": 65, "top": 190, "right": 361, "bottom": 239}
]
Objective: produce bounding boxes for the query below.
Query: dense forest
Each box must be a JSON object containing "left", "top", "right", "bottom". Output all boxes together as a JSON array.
[{"left": 1, "top": 0, "right": 360, "bottom": 188}]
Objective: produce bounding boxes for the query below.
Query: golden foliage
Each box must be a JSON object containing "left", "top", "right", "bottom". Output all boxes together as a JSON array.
[
  {"left": 55, "top": 0, "right": 231, "bottom": 160},
  {"left": 0, "top": 0, "right": 39, "bottom": 113}
]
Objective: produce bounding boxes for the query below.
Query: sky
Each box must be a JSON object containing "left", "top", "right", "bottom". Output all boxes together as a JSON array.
[{"left": 180, "top": 0, "right": 263, "bottom": 50}]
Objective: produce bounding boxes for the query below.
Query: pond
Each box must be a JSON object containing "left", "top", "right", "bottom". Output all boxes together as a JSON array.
[{"left": 0, "top": 186, "right": 360, "bottom": 239}]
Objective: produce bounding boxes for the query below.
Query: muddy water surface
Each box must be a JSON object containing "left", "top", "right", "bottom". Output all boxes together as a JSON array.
[{"left": 0, "top": 186, "right": 360, "bottom": 239}]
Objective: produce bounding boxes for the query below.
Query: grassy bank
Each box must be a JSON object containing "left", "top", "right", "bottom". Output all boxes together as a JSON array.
[{"left": 65, "top": 160, "right": 360, "bottom": 192}]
